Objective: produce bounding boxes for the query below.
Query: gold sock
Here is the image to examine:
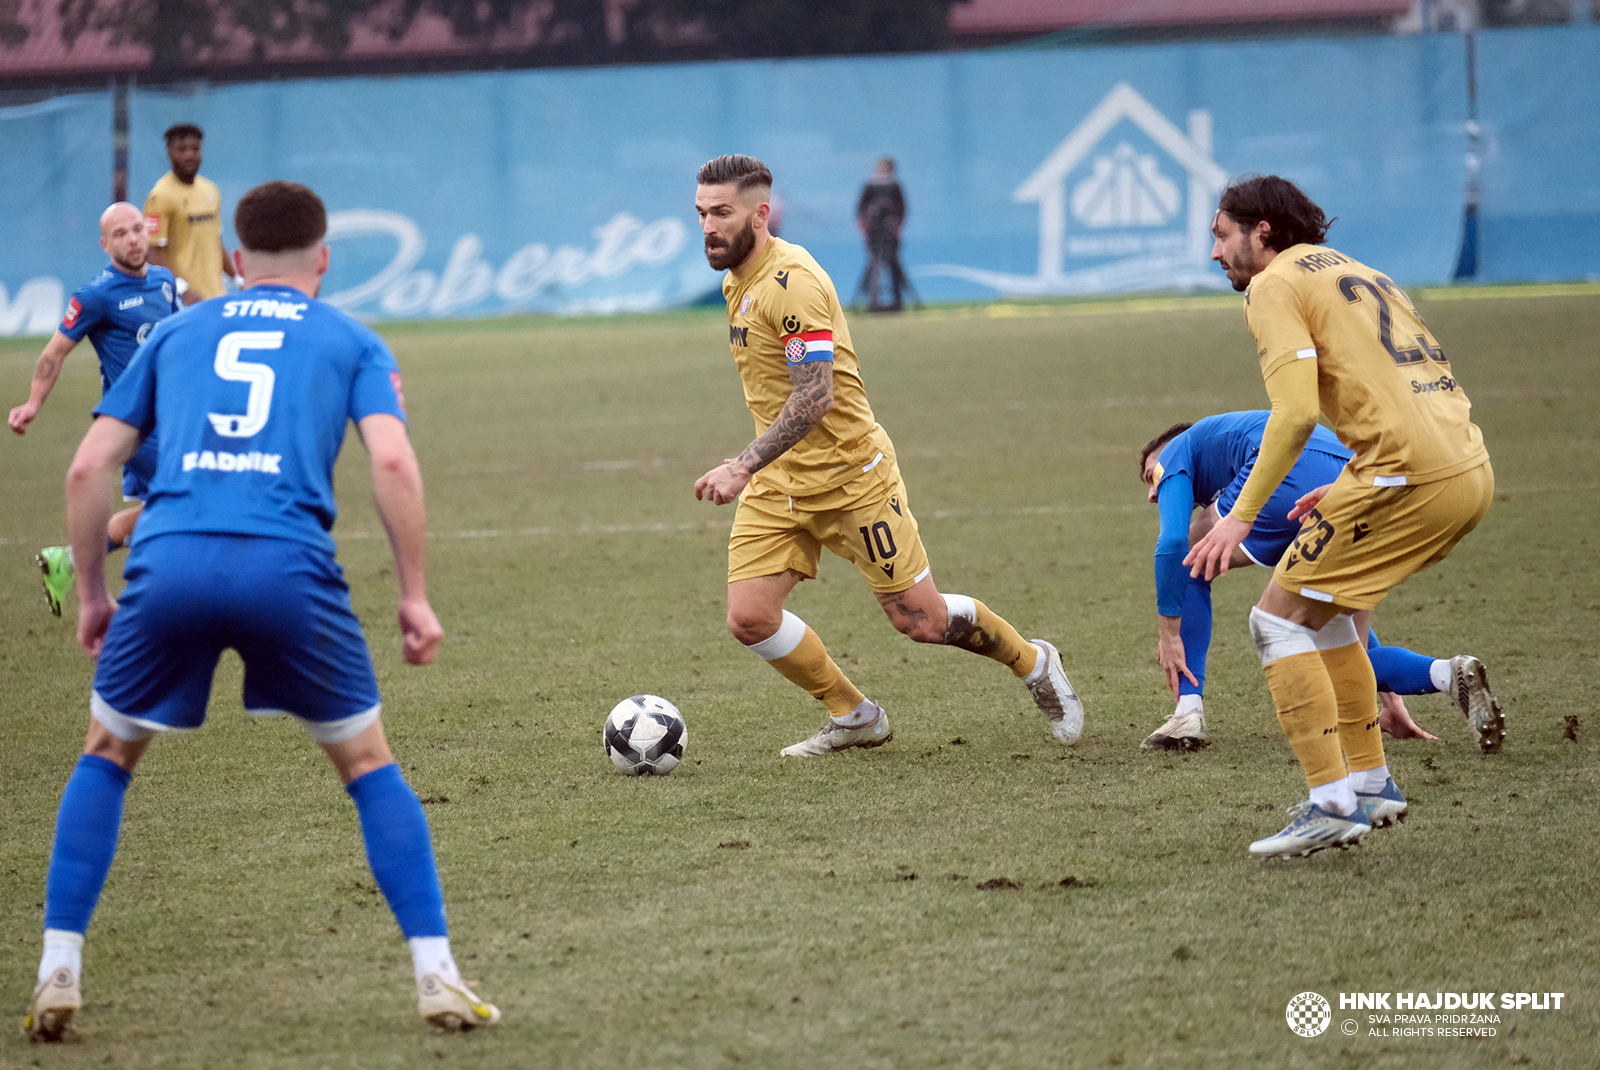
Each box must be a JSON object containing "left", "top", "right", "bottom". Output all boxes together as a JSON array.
[
  {"left": 1321, "top": 641, "right": 1387, "bottom": 776},
  {"left": 1263, "top": 651, "right": 1346, "bottom": 789},
  {"left": 767, "top": 626, "right": 866, "bottom": 717},
  {"left": 945, "top": 598, "right": 1038, "bottom": 678}
]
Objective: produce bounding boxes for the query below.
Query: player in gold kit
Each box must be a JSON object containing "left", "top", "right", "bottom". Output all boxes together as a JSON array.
[
  {"left": 691, "top": 154, "right": 1083, "bottom": 757},
  {"left": 143, "top": 124, "right": 236, "bottom": 304},
  {"left": 1185, "top": 175, "right": 1496, "bottom": 858}
]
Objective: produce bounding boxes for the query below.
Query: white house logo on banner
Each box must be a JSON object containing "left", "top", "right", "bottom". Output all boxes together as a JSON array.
[{"left": 922, "top": 82, "right": 1229, "bottom": 296}]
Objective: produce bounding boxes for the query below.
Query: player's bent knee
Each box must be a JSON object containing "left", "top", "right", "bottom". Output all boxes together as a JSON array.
[
  {"left": 728, "top": 609, "right": 784, "bottom": 646},
  {"left": 893, "top": 614, "right": 945, "bottom": 644}
]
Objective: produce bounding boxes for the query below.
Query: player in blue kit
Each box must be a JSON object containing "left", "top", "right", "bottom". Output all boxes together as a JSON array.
[
  {"left": 9, "top": 203, "right": 184, "bottom": 616},
  {"left": 22, "top": 182, "right": 499, "bottom": 1041},
  {"left": 1137, "top": 411, "right": 1502, "bottom": 752}
]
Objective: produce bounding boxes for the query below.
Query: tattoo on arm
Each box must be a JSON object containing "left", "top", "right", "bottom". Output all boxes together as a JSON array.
[
  {"left": 733, "top": 362, "right": 834, "bottom": 474},
  {"left": 33, "top": 354, "right": 60, "bottom": 385}
]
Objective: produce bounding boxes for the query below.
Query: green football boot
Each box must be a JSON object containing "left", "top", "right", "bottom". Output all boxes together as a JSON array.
[{"left": 36, "top": 546, "right": 75, "bottom": 617}]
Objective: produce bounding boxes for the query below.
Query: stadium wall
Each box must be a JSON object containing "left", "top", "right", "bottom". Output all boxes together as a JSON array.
[{"left": 2, "top": 25, "right": 1595, "bottom": 333}]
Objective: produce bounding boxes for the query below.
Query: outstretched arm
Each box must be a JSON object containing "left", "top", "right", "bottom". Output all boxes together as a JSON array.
[
  {"left": 358, "top": 412, "right": 442, "bottom": 665},
  {"left": 695, "top": 361, "right": 834, "bottom": 506},
  {"left": 1152, "top": 473, "right": 1200, "bottom": 698},
  {"left": 1185, "top": 359, "right": 1319, "bottom": 580},
  {"left": 65, "top": 416, "right": 142, "bottom": 655},
  {"left": 9, "top": 331, "right": 79, "bottom": 435}
]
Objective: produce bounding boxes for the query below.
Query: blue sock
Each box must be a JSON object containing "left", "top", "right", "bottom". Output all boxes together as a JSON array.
[
  {"left": 1368, "top": 642, "right": 1440, "bottom": 695},
  {"left": 44, "top": 754, "right": 133, "bottom": 934},
  {"left": 1177, "top": 578, "right": 1211, "bottom": 697},
  {"left": 346, "top": 763, "right": 448, "bottom": 939}
]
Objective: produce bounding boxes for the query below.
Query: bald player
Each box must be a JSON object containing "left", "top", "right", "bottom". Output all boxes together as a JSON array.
[
  {"left": 692, "top": 154, "right": 1084, "bottom": 757},
  {"left": 9, "top": 203, "right": 183, "bottom": 615}
]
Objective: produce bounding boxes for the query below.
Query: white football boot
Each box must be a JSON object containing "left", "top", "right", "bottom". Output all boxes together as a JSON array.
[
  {"left": 1448, "top": 656, "right": 1505, "bottom": 754},
  {"left": 1025, "top": 640, "right": 1084, "bottom": 744},
  {"left": 22, "top": 965, "right": 80, "bottom": 1042},
  {"left": 1249, "top": 801, "right": 1371, "bottom": 860},
  {"left": 1141, "top": 697, "right": 1208, "bottom": 751},
  {"left": 418, "top": 972, "right": 500, "bottom": 1030},
  {"left": 780, "top": 704, "right": 892, "bottom": 757}
]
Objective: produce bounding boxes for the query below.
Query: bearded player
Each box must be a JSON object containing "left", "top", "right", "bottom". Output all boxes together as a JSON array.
[
  {"left": 1186, "top": 175, "right": 1495, "bottom": 859},
  {"left": 691, "top": 154, "right": 1083, "bottom": 757}
]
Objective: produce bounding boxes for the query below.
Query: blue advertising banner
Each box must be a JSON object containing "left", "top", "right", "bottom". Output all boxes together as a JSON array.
[
  {"left": 0, "top": 28, "right": 1591, "bottom": 335},
  {"left": 122, "top": 37, "right": 1467, "bottom": 323},
  {"left": 1473, "top": 25, "right": 1600, "bottom": 283},
  {"left": 0, "top": 92, "right": 112, "bottom": 335}
]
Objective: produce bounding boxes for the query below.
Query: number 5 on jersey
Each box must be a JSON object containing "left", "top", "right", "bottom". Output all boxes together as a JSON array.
[{"left": 208, "top": 331, "right": 281, "bottom": 437}]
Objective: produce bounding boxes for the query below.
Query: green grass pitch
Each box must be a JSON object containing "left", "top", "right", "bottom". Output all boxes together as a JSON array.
[{"left": 1, "top": 288, "right": 1596, "bottom": 1069}]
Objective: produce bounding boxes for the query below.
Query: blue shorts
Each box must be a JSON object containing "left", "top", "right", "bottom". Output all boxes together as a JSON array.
[
  {"left": 121, "top": 436, "right": 158, "bottom": 500},
  {"left": 92, "top": 532, "right": 382, "bottom": 744},
  {"left": 1217, "top": 448, "right": 1348, "bottom": 567}
]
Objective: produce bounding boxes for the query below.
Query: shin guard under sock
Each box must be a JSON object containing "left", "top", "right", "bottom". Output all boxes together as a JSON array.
[
  {"left": 745, "top": 611, "right": 866, "bottom": 717},
  {"left": 942, "top": 595, "right": 1037, "bottom": 677},
  {"left": 1263, "top": 652, "right": 1347, "bottom": 789},
  {"left": 43, "top": 754, "right": 132, "bottom": 936},
  {"left": 346, "top": 763, "right": 448, "bottom": 939},
  {"left": 1322, "top": 640, "right": 1387, "bottom": 775}
]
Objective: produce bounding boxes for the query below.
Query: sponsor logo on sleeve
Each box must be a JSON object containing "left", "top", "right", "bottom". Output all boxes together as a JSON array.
[
  {"left": 781, "top": 314, "right": 801, "bottom": 334},
  {"left": 62, "top": 297, "right": 82, "bottom": 328},
  {"left": 145, "top": 214, "right": 161, "bottom": 236},
  {"left": 390, "top": 371, "right": 407, "bottom": 413}
]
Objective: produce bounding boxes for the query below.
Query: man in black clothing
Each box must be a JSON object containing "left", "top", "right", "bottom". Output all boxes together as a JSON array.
[{"left": 855, "top": 157, "right": 908, "bottom": 312}]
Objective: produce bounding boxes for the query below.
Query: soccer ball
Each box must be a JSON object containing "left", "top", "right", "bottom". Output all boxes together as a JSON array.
[{"left": 603, "top": 695, "right": 687, "bottom": 776}]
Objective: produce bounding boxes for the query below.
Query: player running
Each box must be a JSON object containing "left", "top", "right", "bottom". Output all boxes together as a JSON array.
[
  {"left": 8, "top": 202, "right": 183, "bottom": 616},
  {"left": 1138, "top": 411, "right": 1504, "bottom": 752},
  {"left": 1185, "top": 175, "right": 1495, "bottom": 860},
  {"left": 22, "top": 181, "right": 498, "bottom": 1041},
  {"left": 691, "top": 154, "right": 1083, "bottom": 757}
]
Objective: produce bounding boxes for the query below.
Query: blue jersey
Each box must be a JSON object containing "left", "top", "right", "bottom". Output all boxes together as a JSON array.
[
  {"left": 1152, "top": 411, "right": 1349, "bottom": 512},
  {"left": 60, "top": 264, "right": 183, "bottom": 393},
  {"left": 1151, "top": 411, "right": 1350, "bottom": 615},
  {"left": 94, "top": 285, "right": 407, "bottom": 555}
]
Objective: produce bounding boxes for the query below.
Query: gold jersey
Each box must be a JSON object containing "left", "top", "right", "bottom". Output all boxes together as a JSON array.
[
  {"left": 1246, "top": 244, "right": 1488, "bottom": 486},
  {"left": 144, "top": 172, "right": 226, "bottom": 300},
  {"left": 723, "top": 237, "right": 889, "bottom": 496}
]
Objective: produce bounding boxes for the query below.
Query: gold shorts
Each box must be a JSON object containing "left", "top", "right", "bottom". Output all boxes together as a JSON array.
[
  {"left": 1272, "top": 460, "right": 1494, "bottom": 611},
  {"left": 728, "top": 448, "right": 932, "bottom": 594}
]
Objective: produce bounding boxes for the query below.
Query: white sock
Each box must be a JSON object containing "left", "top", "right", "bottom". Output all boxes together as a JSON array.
[
  {"left": 1175, "top": 694, "right": 1203, "bottom": 716},
  {"left": 1308, "top": 777, "right": 1358, "bottom": 817},
  {"left": 1350, "top": 764, "right": 1391, "bottom": 794},
  {"left": 408, "top": 936, "right": 460, "bottom": 985},
  {"left": 832, "top": 698, "right": 880, "bottom": 729},
  {"left": 39, "top": 929, "right": 84, "bottom": 984},
  {"left": 1429, "top": 659, "right": 1451, "bottom": 693},
  {"left": 1023, "top": 642, "right": 1048, "bottom": 685}
]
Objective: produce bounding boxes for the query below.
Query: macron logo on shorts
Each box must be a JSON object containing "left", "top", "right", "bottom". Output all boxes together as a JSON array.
[{"left": 782, "top": 331, "right": 834, "bottom": 364}]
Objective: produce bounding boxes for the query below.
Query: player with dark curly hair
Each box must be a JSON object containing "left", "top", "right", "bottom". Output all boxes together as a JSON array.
[{"left": 1187, "top": 176, "right": 1497, "bottom": 859}]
